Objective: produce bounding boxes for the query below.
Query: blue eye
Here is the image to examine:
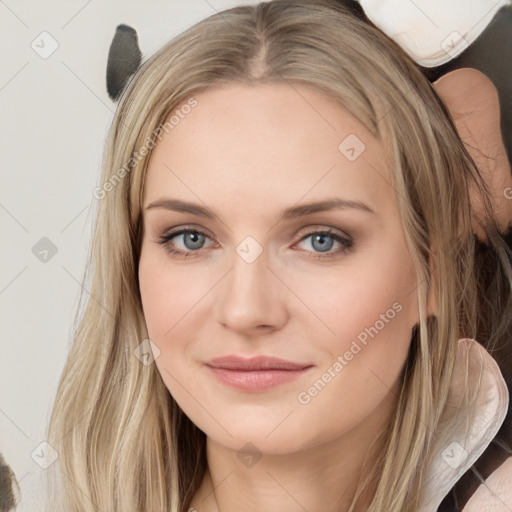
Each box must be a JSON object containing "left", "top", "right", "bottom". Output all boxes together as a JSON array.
[
  {"left": 297, "top": 229, "right": 352, "bottom": 259},
  {"left": 157, "top": 229, "right": 213, "bottom": 258},
  {"left": 156, "top": 227, "right": 352, "bottom": 260}
]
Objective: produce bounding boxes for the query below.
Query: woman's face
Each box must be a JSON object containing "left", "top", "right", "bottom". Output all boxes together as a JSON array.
[{"left": 138, "top": 82, "right": 419, "bottom": 455}]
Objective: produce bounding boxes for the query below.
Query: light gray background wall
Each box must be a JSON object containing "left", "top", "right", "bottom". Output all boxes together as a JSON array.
[{"left": 0, "top": 1, "right": 257, "bottom": 509}]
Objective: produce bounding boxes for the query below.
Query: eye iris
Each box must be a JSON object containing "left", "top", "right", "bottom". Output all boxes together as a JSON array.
[
  {"left": 184, "top": 232, "right": 205, "bottom": 250},
  {"left": 312, "top": 233, "right": 334, "bottom": 252}
]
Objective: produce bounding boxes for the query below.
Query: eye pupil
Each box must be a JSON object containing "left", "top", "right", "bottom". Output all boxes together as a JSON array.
[
  {"left": 184, "top": 231, "right": 205, "bottom": 250},
  {"left": 312, "top": 234, "right": 334, "bottom": 252}
]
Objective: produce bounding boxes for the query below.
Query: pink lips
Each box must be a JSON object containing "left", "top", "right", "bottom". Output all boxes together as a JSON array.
[{"left": 205, "top": 355, "right": 313, "bottom": 392}]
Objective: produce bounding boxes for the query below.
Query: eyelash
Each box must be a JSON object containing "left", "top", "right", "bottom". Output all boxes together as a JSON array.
[{"left": 156, "top": 226, "right": 353, "bottom": 260}]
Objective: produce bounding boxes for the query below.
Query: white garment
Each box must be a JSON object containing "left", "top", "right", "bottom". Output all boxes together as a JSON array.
[
  {"left": 357, "top": 0, "right": 510, "bottom": 67},
  {"left": 418, "top": 338, "right": 510, "bottom": 511}
]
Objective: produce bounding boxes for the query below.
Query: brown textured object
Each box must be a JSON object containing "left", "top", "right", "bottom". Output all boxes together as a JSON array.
[
  {"left": 433, "top": 67, "right": 512, "bottom": 239},
  {"left": 0, "top": 453, "right": 19, "bottom": 512},
  {"left": 425, "top": 5, "right": 512, "bottom": 167}
]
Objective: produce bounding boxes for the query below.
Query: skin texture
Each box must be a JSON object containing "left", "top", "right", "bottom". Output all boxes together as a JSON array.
[
  {"left": 433, "top": 67, "right": 512, "bottom": 239},
  {"left": 138, "top": 82, "right": 428, "bottom": 512},
  {"left": 464, "top": 456, "right": 512, "bottom": 511}
]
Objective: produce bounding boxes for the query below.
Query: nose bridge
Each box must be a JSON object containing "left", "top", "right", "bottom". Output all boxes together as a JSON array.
[
  {"left": 216, "top": 235, "right": 287, "bottom": 332},
  {"left": 233, "top": 235, "right": 268, "bottom": 292}
]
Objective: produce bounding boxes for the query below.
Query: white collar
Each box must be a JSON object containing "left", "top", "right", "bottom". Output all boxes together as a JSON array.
[
  {"left": 418, "top": 338, "right": 509, "bottom": 511},
  {"left": 357, "top": 0, "right": 509, "bottom": 66}
]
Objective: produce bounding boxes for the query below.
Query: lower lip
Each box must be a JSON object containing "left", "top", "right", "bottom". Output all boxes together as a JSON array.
[{"left": 206, "top": 366, "right": 313, "bottom": 392}]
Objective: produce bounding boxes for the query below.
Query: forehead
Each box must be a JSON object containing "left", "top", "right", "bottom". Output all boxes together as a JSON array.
[{"left": 143, "top": 82, "right": 397, "bottom": 222}]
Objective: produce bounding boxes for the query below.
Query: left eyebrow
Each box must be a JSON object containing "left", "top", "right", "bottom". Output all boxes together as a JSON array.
[
  {"left": 278, "top": 198, "right": 376, "bottom": 222},
  {"left": 143, "top": 197, "right": 376, "bottom": 222}
]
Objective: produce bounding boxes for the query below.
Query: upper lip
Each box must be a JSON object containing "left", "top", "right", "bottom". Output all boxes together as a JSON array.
[{"left": 206, "top": 355, "right": 312, "bottom": 371}]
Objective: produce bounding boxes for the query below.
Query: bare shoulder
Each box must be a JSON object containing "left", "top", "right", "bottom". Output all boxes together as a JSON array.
[{"left": 463, "top": 456, "right": 512, "bottom": 511}]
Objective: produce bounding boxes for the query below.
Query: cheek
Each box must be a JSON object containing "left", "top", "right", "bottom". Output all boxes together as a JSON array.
[
  {"left": 288, "top": 291, "right": 415, "bottom": 449},
  {"left": 289, "top": 249, "right": 417, "bottom": 404},
  {"left": 138, "top": 249, "right": 212, "bottom": 400},
  {"left": 289, "top": 250, "right": 416, "bottom": 353},
  {"left": 138, "top": 246, "right": 216, "bottom": 340}
]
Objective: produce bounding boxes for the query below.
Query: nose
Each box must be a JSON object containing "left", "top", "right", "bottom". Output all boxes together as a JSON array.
[{"left": 215, "top": 244, "right": 288, "bottom": 336}]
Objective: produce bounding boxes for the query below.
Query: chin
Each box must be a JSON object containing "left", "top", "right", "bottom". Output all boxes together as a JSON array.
[{"left": 198, "top": 415, "right": 321, "bottom": 456}]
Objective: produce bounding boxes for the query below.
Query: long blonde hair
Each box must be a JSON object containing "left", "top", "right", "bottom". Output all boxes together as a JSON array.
[{"left": 45, "top": 1, "right": 512, "bottom": 510}]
